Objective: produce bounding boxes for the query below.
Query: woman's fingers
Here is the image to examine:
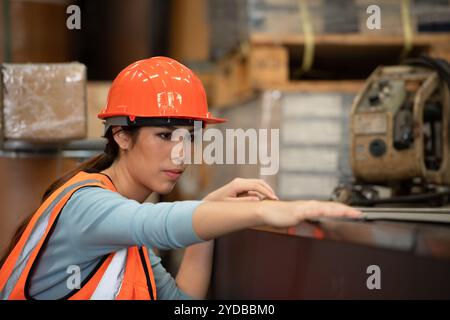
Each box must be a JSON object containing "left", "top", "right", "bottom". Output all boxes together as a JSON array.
[
  {"left": 252, "top": 179, "right": 278, "bottom": 200},
  {"left": 248, "top": 179, "right": 277, "bottom": 197},
  {"left": 205, "top": 178, "right": 280, "bottom": 202},
  {"left": 233, "top": 178, "right": 278, "bottom": 200},
  {"left": 227, "top": 196, "right": 261, "bottom": 202},
  {"left": 299, "top": 201, "right": 362, "bottom": 220},
  {"left": 259, "top": 200, "right": 363, "bottom": 229},
  {"left": 261, "top": 181, "right": 278, "bottom": 197},
  {"left": 246, "top": 190, "right": 270, "bottom": 200},
  {"left": 327, "top": 202, "right": 362, "bottom": 218},
  {"left": 236, "top": 191, "right": 267, "bottom": 200}
]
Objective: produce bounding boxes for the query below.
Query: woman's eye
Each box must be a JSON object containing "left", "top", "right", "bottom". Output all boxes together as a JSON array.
[{"left": 158, "top": 132, "right": 172, "bottom": 140}]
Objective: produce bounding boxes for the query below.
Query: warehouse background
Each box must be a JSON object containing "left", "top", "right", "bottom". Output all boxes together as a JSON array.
[{"left": 1, "top": 0, "right": 450, "bottom": 274}]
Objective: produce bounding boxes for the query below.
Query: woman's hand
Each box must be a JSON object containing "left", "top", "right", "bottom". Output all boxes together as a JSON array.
[
  {"left": 193, "top": 199, "right": 361, "bottom": 241},
  {"left": 257, "top": 200, "right": 362, "bottom": 228},
  {"left": 203, "top": 178, "right": 279, "bottom": 202}
]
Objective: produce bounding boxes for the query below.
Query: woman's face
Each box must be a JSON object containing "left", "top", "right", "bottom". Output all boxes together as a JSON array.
[{"left": 124, "top": 126, "right": 194, "bottom": 195}]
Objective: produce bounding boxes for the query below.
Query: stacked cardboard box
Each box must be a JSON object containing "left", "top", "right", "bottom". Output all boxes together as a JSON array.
[
  {"left": 0, "top": 63, "right": 87, "bottom": 143},
  {"left": 276, "top": 91, "right": 355, "bottom": 199},
  {"left": 209, "top": 0, "right": 323, "bottom": 59},
  {"left": 208, "top": 0, "right": 450, "bottom": 59},
  {"left": 414, "top": 0, "right": 450, "bottom": 32}
]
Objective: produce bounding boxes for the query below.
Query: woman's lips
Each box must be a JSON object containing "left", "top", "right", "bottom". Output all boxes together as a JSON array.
[{"left": 163, "top": 170, "right": 183, "bottom": 180}]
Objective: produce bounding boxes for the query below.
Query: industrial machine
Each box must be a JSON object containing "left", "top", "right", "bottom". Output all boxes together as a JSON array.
[
  {"left": 333, "top": 56, "right": 450, "bottom": 207},
  {"left": 213, "top": 57, "right": 450, "bottom": 301}
]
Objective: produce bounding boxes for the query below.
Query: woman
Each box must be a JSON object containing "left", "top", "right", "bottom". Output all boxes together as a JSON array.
[{"left": 0, "top": 57, "right": 361, "bottom": 300}]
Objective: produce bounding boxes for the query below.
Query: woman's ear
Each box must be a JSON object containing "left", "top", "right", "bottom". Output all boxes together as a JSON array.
[{"left": 112, "top": 126, "right": 132, "bottom": 151}]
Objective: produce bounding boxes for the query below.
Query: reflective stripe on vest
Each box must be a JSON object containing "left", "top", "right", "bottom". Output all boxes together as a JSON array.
[
  {"left": 0, "top": 172, "right": 157, "bottom": 300},
  {"left": 91, "top": 249, "right": 127, "bottom": 300}
]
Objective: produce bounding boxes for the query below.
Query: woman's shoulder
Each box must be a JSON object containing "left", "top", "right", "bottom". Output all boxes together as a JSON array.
[
  {"left": 66, "top": 185, "right": 117, "bottom": 204},
  {"left": 72, "top": 185, "right": 124, "bottom": 200},
  {"left": 63, "top": 185, "right": 140, "bottom": 217}
]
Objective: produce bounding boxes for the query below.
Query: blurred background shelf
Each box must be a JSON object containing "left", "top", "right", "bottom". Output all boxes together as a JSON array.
[
  {"left": 208, "top": 0, "right": 450, "bottom": 60},
  {"left": 0, "top": 138, "right": 106, "bottom": 155},
  {"left": 249, "top": 32, "right": 450, "bottom": 46},
  {"left": 206, "top": 32, "right": 450, "bottom": 108}
]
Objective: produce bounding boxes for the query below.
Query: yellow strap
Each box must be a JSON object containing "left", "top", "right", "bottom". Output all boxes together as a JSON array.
[
  {"left": 299, "top": 0, "right": 314, "bottom": 73},
  {"left": 239, "top": 40, "right": 250, "bottom": 58},
  {"left": 400, "top": 0, "right": 414, "bottom": 60}
]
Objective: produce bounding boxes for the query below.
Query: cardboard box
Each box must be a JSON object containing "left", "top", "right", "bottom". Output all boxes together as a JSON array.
[
  {"left": 209, "top": 0, "right": 358, "bottom": 59},
  {"left": 1, "top": 62, "right": 87, "bottom": 142}
]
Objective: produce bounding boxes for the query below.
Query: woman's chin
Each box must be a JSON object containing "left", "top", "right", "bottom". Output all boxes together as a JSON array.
[{"left": 154, "top": 181, "right": 177, "bottom": 195}]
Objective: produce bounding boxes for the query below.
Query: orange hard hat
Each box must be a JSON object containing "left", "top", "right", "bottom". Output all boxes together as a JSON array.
[{"left": 98, "top": 56, "right": 226, "bottom": 129}]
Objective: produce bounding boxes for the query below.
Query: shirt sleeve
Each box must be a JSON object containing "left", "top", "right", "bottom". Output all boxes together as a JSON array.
[
  {"left": 60, "top": 186, "right": 205, "bottom": 259},
  {"left": 147, "top": 248, "right": 194, "bottom": 300}
]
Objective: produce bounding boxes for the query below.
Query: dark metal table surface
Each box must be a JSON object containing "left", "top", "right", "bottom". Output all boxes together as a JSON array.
[{"left": 211, "top": 209, "right": 450, "bottom": 299}]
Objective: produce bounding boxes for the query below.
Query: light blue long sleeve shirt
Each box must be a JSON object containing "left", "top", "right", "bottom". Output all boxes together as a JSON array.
[{"left": 29, "top": 186, "right": 205, "bottom": 300}]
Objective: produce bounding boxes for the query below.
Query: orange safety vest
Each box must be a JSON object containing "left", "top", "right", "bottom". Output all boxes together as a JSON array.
[{"left": 0, "top": 171, "right": 157, "bottom": 300}]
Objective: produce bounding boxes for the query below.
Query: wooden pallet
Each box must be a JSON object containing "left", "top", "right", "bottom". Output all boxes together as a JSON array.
[{"left": 208, "top": 32, "right": 450, "bottom": 108}]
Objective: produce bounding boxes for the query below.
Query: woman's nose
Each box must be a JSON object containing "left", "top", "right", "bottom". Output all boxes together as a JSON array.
[
  {"left": 170, "top": 137, "right": 187, "bottom": 165},
  {"left": 178, "top": 142, "right": 185, "bottom": 160}
]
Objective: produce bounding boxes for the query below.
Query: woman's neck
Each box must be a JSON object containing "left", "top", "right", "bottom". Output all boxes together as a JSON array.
[{"left": 101, "top": 162, "right": 151, "bottom": 203}]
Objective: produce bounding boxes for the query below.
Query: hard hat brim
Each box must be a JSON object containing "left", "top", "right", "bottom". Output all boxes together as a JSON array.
[
  {"left": 101, "top": 115, "right": 227, "bottom": 135},
  {"left": 98, "top": 113, "right": 227, "bottom": 124}
]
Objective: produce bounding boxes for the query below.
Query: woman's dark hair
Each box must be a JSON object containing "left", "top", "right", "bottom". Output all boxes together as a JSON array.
[{"left": 0, "top": 126, "right": 140, "bottom": 267}]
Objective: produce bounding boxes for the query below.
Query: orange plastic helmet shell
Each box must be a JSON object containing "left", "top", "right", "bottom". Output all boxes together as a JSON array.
[{"left": 98, "top": 56, "right": 226, "bottom": 124}]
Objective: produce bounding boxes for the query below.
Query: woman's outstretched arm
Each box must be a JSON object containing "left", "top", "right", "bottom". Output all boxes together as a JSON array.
[
  {"left": 176, "top": 197, "right": 361, "bottom": 298},
  {"left": 192, "top": 200, "right": 361, "bottom": 241}
]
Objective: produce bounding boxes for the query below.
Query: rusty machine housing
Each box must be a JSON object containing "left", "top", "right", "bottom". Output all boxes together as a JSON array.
[{"left": 335, "top": 58, "right": 450, "bottom": 206}]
